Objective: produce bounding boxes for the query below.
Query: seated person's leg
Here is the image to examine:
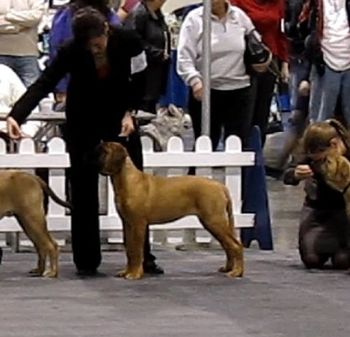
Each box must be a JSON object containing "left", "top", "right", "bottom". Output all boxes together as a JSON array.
[
  {"left": 331, "top": 250, "right": 350, "bottom": 270},
  {"left": 299, "top": 207, "right": 330, "bottom": 269},
  {"left": 299, "top": 230, "right": 329, "bottom": 269}
]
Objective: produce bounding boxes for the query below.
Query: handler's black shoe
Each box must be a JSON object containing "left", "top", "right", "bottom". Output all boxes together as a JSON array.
[
  {"left": 0, "top": 247, "right": 2, "bottom": 265},
  {"left": 143, "top": 261, "right": 164, "bottom": 275},
  {"left": 76, "top": 268, "right": 98, "bottom": 277}
]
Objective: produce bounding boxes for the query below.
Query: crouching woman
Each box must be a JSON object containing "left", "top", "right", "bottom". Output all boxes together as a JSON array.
[{"left": 284, "top": 119, "right": 350, "bottom": 269}]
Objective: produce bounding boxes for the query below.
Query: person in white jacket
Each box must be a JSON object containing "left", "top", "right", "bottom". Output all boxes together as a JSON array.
[
  {"left": 0, "top": 0, "right": 45, "bottom": 87},
  {"left": 0, "top": 64, "right": 40, "bottom": 137},
  {"left": 176, "top": 0, "right": 269, "bottom": 150}
]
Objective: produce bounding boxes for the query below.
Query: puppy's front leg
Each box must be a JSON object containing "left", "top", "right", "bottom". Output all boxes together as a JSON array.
[{"left": 117, "top": 220, "right": 146, "bottom": 280}]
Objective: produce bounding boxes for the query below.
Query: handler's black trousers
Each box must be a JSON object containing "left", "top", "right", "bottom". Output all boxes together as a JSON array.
[{"left": 67, "top": 132, "right": 155, "bottom": 271}]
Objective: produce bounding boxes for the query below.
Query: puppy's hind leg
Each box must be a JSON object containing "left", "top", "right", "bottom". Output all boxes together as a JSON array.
[
  {"left": 200, "top": 215, "right": 244, "bottom": 278},
  {"left": 17, "top": 213, "right": 58, "bottom": 278}
]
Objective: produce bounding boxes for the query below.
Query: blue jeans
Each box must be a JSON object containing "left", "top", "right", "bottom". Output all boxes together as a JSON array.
[
  {"left": 316, "top": 65, "right": 350, "bottom": 124},
  {"left": 309, "top": 65, "right": 323, "bottom": 122},
  {"left": 289, "top": 56, "right": 310, "bottom": 112},
  {"left": 0, "top": 55, "right": 40, "bottom": 87}
]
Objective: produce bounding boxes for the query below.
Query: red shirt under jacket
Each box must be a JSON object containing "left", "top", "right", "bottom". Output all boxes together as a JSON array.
[{"left": 231, "top": 0, "right": 289, "bottom": 62}]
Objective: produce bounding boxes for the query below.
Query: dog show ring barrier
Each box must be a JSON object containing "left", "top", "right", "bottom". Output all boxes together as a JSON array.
[{"left": 0, "top": 135, "right": 255, "bottom": 250}]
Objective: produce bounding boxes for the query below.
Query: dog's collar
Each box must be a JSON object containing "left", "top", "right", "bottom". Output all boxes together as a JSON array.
[{"left": 343, "top": 181, "right": 350, "bottom": 195}]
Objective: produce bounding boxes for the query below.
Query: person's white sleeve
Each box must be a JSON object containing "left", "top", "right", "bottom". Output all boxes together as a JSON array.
[
  {"left": 176, "top": 12, "right": 202, "bottom": 87},
  {"left": 5, "top": 0, "right": 44, "bottom": 28}
]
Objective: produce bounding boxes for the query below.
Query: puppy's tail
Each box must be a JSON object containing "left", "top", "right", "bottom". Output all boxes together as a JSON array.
[
  {"left": 35, "top": 176, "right": 72, "bottom": 209},
  {"left": 223, "top": 186, "right": 235, "bottom": 230}
]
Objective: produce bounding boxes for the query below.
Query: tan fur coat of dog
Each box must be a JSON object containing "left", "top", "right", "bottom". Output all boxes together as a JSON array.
[
  {"left": 0, "top": 170, "right": 71, "bottom": 277},
  {"left": 98, "top": 142, "right": 244, "bottom": 280},
  {"left": 320, "top": 154, "right": 350, "bottom": 218}
]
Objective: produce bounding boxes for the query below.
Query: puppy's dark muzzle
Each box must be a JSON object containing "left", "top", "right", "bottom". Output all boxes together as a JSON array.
[{"left": 92, "top": 143, "right": 107, "bottom": 172}]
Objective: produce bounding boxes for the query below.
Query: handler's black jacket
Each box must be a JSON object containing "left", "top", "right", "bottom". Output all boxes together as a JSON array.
[
  {"left": 284, "top": 157, "right": 346, "bottom": 210},
  {"left": 8, "top": 27, "right": 146, "bottom": 146}
]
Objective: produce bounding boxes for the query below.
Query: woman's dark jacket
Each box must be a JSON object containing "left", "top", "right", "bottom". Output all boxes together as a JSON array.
[
  {"left": 125, "top": 1, "right": 170, "bottom": 102},
  {"left": 284, "top": 157, "right": 346, "bottom": 210},
  {"left": 8, "top": 27, "right": 146, "bottom": 146}
]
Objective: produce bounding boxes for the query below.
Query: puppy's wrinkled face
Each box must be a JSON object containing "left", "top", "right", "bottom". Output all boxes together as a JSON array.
[
  {"left": 98, "top": 142, "right": 127, "bottom": 175},
  {"left": 320, "top": 155, "right": 350, "bottom": 192}
]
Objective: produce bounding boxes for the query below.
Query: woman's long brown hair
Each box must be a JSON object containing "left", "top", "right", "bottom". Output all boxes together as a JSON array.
[{"left": 303, "top": 119, "right": 350, "bottom": 155}]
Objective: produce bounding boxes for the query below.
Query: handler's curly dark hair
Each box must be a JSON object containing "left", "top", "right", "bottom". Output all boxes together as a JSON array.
[{"left": 72, "top": 6, "right": 108, "bottom": 45}]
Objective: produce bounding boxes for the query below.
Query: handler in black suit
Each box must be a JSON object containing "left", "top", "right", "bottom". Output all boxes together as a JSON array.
[{"left": 6, "top": 7, "right": 163, "bottom": 276}]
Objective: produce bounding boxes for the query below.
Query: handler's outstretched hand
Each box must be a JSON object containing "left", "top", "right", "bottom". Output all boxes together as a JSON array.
[{"left": 6, "top": 117, "right": 23, "bottom": 139}]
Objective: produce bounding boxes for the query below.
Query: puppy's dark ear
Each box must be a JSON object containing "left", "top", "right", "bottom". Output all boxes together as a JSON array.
[{"left": 113, "top": 143, "right": 128, "bottom": 164}]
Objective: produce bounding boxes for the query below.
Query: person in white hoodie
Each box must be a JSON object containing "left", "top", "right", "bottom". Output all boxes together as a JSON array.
[
  {"left": 177, "top": 0, "right": 270, "bottom": 150},
  {"left": 0, "top": 0, "right": 44, "bottom": 87}
]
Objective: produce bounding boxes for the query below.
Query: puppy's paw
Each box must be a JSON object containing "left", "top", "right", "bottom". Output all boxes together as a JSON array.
[
  {"left": 226, "top": 268, "right": 244, "bottom": 278},
  {"left": 115, "top": 268, "right": 143, "bottom": 280},
  {"left": 43, "top": 270, "right": 58, "bottom": 278}
]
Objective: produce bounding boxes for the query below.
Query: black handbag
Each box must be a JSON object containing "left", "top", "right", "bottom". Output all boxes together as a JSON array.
[
  {"left": 244, "top": 30, "right": 271, "bottom": 66},
  {"left": 244, "top": 30, "right": 271, "bottom": 74}
]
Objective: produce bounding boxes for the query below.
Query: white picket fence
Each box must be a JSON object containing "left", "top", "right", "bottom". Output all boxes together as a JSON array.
[{"left": 0, "top": 135, "right": 255, "bottom": 248}]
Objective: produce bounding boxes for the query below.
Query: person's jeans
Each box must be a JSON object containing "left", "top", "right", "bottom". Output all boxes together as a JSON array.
[
  {"left": 309, "top": 65, "right": 323, "bottom": 122},
  {"left": 289, "top": 56, "right": 310, "bottom": 112},
  {"left": 316, "top": 65, "right": 350, "bottom": 124},
  {"left": 0, "top": 55, "right": 40, "bottom": 87}
]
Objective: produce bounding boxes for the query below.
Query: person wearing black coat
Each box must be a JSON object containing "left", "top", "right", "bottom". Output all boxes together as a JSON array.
[
  {"left": 124, "top": 0, "right": 170, "bottom": 114},
  {"left": 6, "top": 7, "right": 163, "bottom": 276}
]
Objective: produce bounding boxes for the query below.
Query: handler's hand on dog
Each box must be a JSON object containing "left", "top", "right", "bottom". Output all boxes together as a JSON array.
[
  {"left": 6, "top": 117, "right": 24, "bottom": 139},
  {"left": 119, "top": 114, "right": 135, "bottom": 137},
  {"left": 294, "top": 165, "right": 314, "bottom": 180}
]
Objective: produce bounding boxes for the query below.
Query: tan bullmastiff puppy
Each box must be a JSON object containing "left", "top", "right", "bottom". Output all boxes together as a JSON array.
[
  {"left": 98, "top": 142, "right": 244, "bottom": 280},
  {"left": 319, "top": 154, "right": 350, "bottom": 217},
  {"left": 0, "top": 170, "right": 71, "bottom": 277}
]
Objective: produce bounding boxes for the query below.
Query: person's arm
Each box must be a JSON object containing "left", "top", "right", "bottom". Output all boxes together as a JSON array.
[
  {"left": 5, "top": 0, "right": 44, "bottom": 29},
  {"left": 176, "top": 11, "right": 201, "bottom": 87},
  {"left": 283, "top": 156, "right": 314, "bottom": 185},
  {"left": 120, "top": 29, "right": 147, "bottom": 136},
  {"left": 176, "top": 10, "right": 203, "bottom": 100},
  {"left": 7, "top": 44, "right": 71, "bottom": 126},
  {"left": 117, "top": 0, "right": 140, "bottom": 22}
]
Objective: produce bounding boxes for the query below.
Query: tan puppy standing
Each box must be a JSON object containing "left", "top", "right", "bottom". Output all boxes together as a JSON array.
[
  {"left": 98, "top": 142, "right": 244, "bottom": 280},
  {"left": 0, "top": 170, "right": 70, "bottom": 277}
]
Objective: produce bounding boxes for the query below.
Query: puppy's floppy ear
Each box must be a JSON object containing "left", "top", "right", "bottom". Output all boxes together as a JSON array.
[
  {"left": 338, "top": 157, "right": 350, "bottom": 181},
  {"left": 113, "top": 143, "right": 128, "bottom": 164}
]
